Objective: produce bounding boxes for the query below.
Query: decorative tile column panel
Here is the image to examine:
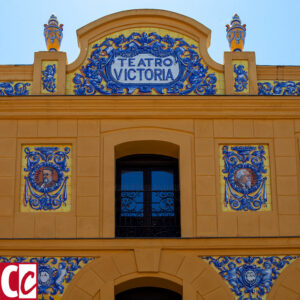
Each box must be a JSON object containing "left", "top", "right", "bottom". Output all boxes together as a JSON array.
[
  {"left": 232, "top": 60, "right": 249, "bottom": 94},
  {"left": 41, "top": 61, "right": 57, "bottom": 94}
]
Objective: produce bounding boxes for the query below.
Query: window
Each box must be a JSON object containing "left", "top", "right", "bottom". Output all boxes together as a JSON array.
[{"left": 116, "top": 155, "right": 180, "bottom": 237}]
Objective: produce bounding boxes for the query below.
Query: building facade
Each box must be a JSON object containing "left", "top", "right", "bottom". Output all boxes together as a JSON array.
[{"left": 0, "top": 9, "right": 300, "bottom": 299}]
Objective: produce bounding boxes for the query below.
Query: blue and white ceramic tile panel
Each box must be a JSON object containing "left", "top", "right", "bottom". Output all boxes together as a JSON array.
[
  {"left": 202, "top": 256, "right": 298, "bottom": 300},
  {"left": 220, "top": 145, "right": 271, "bottom": 212},
  {"left": 41, "top": 64, "right": 56, "bottom": 93},
  {"left": 0, "top": 257, "right": 94, "bottom": 300},
  {"left": 20, "top": 145, "right": 72, "bottom": 212},
  {"left": 73, "top": 31, "right": 217, "bottom": 96},
  {"left": 0, "top": 82, "right": 31, "bottom": 96},
  {"left": 234, "top": 64, "right": 248, "bottom": 92},
  {"left": 258, "top": 81, "right": 300, "bottom": 95}
]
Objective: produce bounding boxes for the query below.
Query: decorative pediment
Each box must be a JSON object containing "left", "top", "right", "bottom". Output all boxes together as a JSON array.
[{"left": 66, "top": 10, "right": 224, "bottom": 95}]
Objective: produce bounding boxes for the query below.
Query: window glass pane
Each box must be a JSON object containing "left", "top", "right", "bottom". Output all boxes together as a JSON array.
[
  {"left": 121, "top": 171, "right": 143, "bottom": 217},
  {"left": 151, "top": 170, "right": 174, "bottom": 191},
  {"left": 121, "top": 191, "right": 144, "bottom": 217},
  {"left": 121, "top": 170, "right": 143, "bottom": 190},
  {"left": 152, "top": 191, "right": 175, "bottom": 217},
  {"left": 151, "top": 170, "right": 174, "bottom": 216}
]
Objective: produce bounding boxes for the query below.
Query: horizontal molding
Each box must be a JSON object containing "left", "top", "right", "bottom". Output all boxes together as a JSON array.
[
  {"left": 0, "top": 237, "right": 299, "bottom": 256},
  {"left": 1, "top": 96, "right": 300, "bottom": 118}
]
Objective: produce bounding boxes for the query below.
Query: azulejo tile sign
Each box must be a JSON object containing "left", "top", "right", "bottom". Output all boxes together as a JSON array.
[
  {"left": 73, "top": 30, "right": 217, "bottom": 95},
  {"left": 202, "top": 256, "right": 298, "bottom": 300},
  {"left": 219, "top": 145, "right": 271, "bottom": 211},
  {"left": 20, "top": 145, "right": 72, "bottom": 212},
  {"left": 0, "top": 256, "right": 94, "bottom": 300}
]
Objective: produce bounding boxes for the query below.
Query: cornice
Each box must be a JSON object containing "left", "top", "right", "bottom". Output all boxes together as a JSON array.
[
  {"left": 1, "top": 95, "right": 300, "bottom": 119},
  {"left": 0, "top": 237, "right": 299, "bottom": 256}
]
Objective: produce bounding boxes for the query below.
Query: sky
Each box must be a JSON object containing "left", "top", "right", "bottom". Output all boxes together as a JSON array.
[{"left": 1, "top": 0, "right": 299, "bottom": 66}]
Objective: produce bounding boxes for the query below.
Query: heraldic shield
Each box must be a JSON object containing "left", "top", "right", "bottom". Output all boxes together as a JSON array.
[
  {"left": 203, "top": 256, "right": 297, "bottom": 300},
  {"left": 20, "top": 145, "right": 72, "bottom": 212}
]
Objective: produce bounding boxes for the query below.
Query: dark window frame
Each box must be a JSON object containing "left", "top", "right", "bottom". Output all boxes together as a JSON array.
[
  {"left": 116, "top": 287, "right": 182, "bottom": 300},
  {"left": 115, "top": 154, "right": 181, "bottom": 237}
]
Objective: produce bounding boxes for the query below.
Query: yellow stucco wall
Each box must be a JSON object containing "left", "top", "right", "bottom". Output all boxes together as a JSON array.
[{"left": 0, "top": 117, "right": 298, "bottom": 238}]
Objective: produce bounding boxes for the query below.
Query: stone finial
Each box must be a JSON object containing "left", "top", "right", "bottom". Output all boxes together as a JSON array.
[
  {"left": 226, "top": 14, "right": 246, "bottom": 52},
  {"left": 44, "top": 14, "right": 63, "bottom": 51}
]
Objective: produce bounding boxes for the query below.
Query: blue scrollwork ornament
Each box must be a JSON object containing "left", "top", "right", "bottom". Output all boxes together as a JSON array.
[
  {"left": 31, "top": 257, "right": 93, "bottom": 300},
  {"left": 73, "top": 32, "right": 217, "bottom": 95},
  {"left": 42, "top": 64, "right": 56, "bottom": 93},
  {"left": 202, "top": 256, "right": 297, "bottom": 300},
  {"left": 23, "top": 146, "right": 70, "bottom": 211},
  {"left": 258, "top": 81, "right": 300, "bottom": 95},
  {"left": 0, "top": 81, "right": 31, "bottom": 96},
  {"left": 0, "top": 257, "right": 27, "bottom": 263},
  {"left": 234, "top": 64, "right": 248, "bottom": 92},
  {"left": 222, "top": 145, "right": 268, "bottom": 211}
]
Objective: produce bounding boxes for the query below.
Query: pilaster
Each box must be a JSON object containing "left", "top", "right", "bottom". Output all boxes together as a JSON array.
[
  {"left": 32, "top": 51, "right": 67, "bottom": 95},
  {"left": 224, "top": 51, "right": 257, "bottom": 95}
]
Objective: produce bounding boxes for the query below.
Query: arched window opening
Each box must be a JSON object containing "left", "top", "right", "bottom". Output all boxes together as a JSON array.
[
  {"left": 116, "top": 154, "right": 180, "bottom": 237},
  {"left": 116, "top": 287, "right": 182, "bottom": 300}
]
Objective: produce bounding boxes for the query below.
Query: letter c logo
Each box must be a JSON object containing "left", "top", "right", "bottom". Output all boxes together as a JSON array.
[
  {"left": 20, "top": 271, "right": 36, "bottom": 295},
  {"left": 1, "top": 265, "right": 18, "bottom": 298}
]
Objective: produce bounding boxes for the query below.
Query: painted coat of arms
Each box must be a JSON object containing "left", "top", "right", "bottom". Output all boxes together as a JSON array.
[
  {"left": 220, "top": 145, "right": 271, "bottom": 211},
  {"left": 73, "top": 30, "right": 217, "bottom": 95},
  {"left": 203, "top": 256, "right": 297, "bottom": 300},
  {"left": 20, "top": 145, "right": 72, "bottom": 212}
]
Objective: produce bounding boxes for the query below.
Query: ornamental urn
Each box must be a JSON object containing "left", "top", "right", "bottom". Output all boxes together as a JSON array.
[
  {"left": 44, "top": 14, "right": 63, "bottom": 51},
  {"left": 226, "top": 14, "right": 246, "bottom": 52}
]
